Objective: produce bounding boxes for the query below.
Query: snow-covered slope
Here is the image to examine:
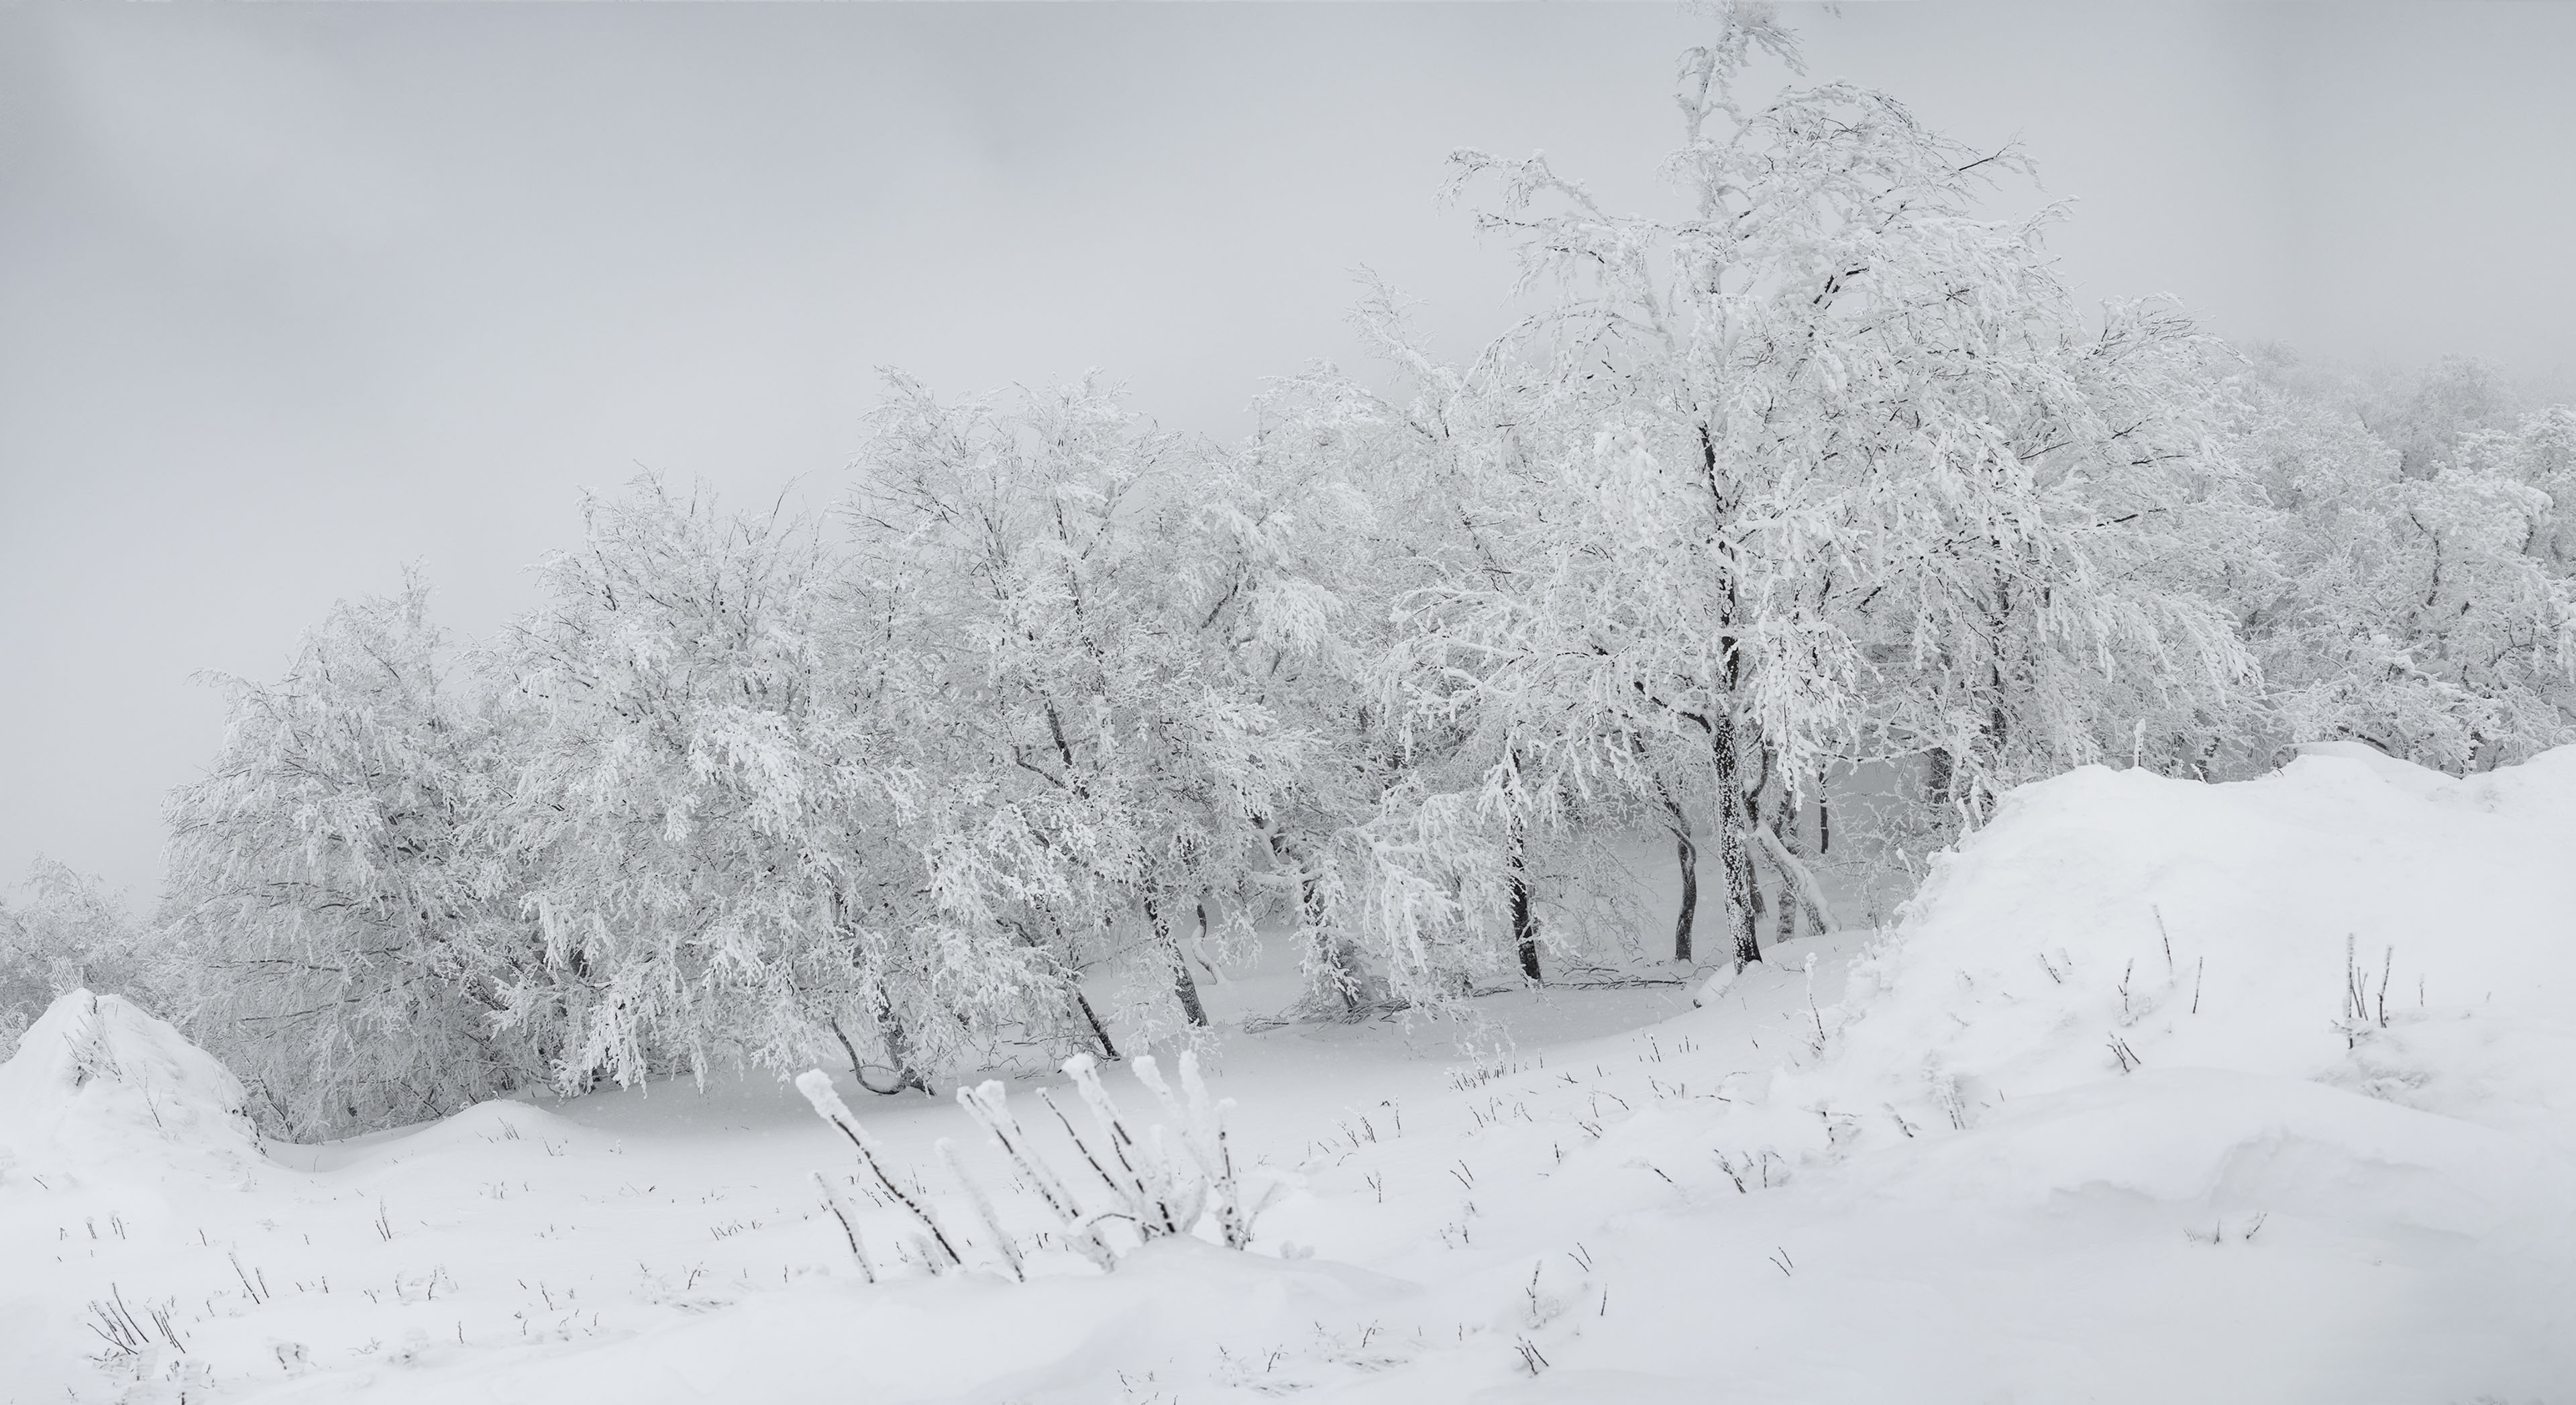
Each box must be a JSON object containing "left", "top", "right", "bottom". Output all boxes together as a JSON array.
[
  {"left": 7, "top": 747, "right": 2573, "bottom": 1403},
  {"left": 1823, "top": 742, "right": 2576, "bottom": 1151}
]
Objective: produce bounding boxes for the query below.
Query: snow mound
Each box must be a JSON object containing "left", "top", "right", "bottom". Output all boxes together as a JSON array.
[
  {"left": 289, "top": 1097, "right": 597, "bottom": 1174},
  {"left": 1820, "top": 745, "right": 2576, "bottom": 1155},
  {"left": 0, "top": 988, "right": 266, "bottom": 1185}
]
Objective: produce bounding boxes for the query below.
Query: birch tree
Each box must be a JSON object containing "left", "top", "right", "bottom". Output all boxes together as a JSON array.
[{"left": 1386, "top": 4, "right": 2250, "bottom": 968}]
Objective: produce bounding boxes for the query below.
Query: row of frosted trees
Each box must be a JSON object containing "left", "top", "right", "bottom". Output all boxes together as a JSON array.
[{"left": 114, "top": 10, "right": 2576, "bottom": 1136}]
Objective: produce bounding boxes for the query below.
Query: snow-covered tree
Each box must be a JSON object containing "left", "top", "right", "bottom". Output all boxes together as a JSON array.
[
  {"left": 2460, "top": 405, "right": 2576, "bottom": 569},
  {"left": 1169, "top": 392, "right": 1414, "bottom": 1011},
  {"left": 1230, "top": 315, "right": 1651, "bottom": 1007},
  {"left": 0, "top": 860, "right": 162, "bottom": 1051},
  {"left": 2229, "top": 370, "right": 2576, "bottom": 772},
  {"left": 853, "top": 376, "right": 1320, "bottom": 1047},
  {"left": 2363, "top": 355, "right": 2524, "bottom": 480},
  {"left": 164, "top": 578, "right": 538, "bottom": 1136},
  {"left": 497, "top": 481, "right": 967, "bottom": 1095},
  {"left": 139, "top": 9, "right": 2576, "bottom": 1124},
  {"left": 1349, "top": 5, "right": 2250, "bottom": 970}
]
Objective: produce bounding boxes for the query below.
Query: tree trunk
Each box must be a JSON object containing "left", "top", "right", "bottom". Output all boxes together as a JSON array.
[
  {"left": 1755, "top": 820, "right": 1840, "bottom": 935},
  {"left": 1509, "top": 829, "right": 1542, "bottom": 984},
  {"left": 1665, "top": 794, "right": 1698, "bottom": 964},
  {"left": 1303, "top": 874, "right": 1362, "bottom": 1012},
  {"left": 1773, "top": 788, "right": 1803, "bottom": 947},
  {"left": 1741, "top": 750, "right": 1770, "bottom": 931},
  {"left": 828, "top": 1018, "right": 869, "bottom": 1088},
  {"left": 1073, "top": 988, "right": 1120, "bottom": 1061},
  {"left": 1144, "top": 898, "right": 1208, "bottom": 1027},
  {"left": 1816, "top": 768, "right": 1831, "bottom": 855},
  {"left": 1710, "top": 712, "right": 1763, "bottom": 968}
]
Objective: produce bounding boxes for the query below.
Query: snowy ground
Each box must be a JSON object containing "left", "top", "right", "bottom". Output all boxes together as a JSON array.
[{"left": 6, "top": 742, "right": 2573, "bottom": 1404}]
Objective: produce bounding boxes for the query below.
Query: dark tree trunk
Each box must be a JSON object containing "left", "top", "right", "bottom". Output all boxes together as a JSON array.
[
  {"left": 1195, "top": 901, "right": 1215, "bottom": 976},
  {"left": 1664, "top": 793, "right": 1698, "bottom": 964},
  {"left": 1073, "top": 988, "right": 1120, "bottom": 1061},
  {"left": 1817, "top": 768, "right": 1832, "bottom": 855},
  {"left": 1509, "top": 831, "right": 1542, "bottom": 984},
  {"left": 1741, "top": 763, "right": 1770, "bottom": 931},
  {"left": 1711, "top": 711, "right": 1763, "bottom": 968},
  {"left": 828, "top": 1019, "right": 869, "bottom": 1088},
  {"left": 1144, "top": 897, "right": 1208, "bottom": 1027}
]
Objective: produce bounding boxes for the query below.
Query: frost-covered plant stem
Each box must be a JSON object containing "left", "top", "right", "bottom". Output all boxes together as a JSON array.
[
  {"left": 809, "top": 1170, "right": 877, "bottom": 1283},
  {"left": 1136, "top": 1051, "right": 1258, "bottom": 1249},
  {"left": 1061, "top": 1053, "right": 1195, "bottom": 1237},
  {"left": 936, "top": 1137, "right": 1024, "bottom": 1282},
  {"left": 957, "top": 1081, "right": 1118, "bottom": 1271},
  {"left": 1801, "top": 953, "right": 1828, "bottom": 1053},
  {"left": 796, "top": 1071, "right": 964, "bottom": 1271}
]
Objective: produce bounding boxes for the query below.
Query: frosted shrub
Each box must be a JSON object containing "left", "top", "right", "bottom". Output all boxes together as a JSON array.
[
  {"left": 795, "top": 1049, "right": 1270, "bottom": 1282},
  {"left": 1039, "top": 1051, "right": 1263, "bottom": 1252}
]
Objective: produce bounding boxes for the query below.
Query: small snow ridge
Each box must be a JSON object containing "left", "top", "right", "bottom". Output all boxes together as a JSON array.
[
  {"left": 1862, "top": 1067, "right": 2567, "bottom": 1237},
  {"left": 0, "top": 988, "right": 265, "bottom": 1184}
]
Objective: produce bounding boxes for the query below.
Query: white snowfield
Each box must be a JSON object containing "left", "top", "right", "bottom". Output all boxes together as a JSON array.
[{"left": 6, "top": 743, "right": 2573, "bottom": 1403}]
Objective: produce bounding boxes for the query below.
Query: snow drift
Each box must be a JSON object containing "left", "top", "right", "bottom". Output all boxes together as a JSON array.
[
  {"left": 0, "top": 988, "right": 266, "bottom": 1186},
  {"left": 1823, "top": 742, "right": 2576, "bottom": 1155}
]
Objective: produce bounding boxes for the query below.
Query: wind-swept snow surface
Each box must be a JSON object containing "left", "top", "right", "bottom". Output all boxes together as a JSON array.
[{"left": 8, "top": 747, "right": 2574, "bottom": 1402}]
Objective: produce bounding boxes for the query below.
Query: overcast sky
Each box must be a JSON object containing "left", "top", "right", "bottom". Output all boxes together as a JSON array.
[{"left": 5, "top": 2, "right": 2574, "bottom": 903}]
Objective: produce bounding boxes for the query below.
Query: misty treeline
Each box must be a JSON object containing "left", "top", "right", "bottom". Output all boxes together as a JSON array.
[{"left": 11, "top": 9, "right": 2572, "bottom": 1137}]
